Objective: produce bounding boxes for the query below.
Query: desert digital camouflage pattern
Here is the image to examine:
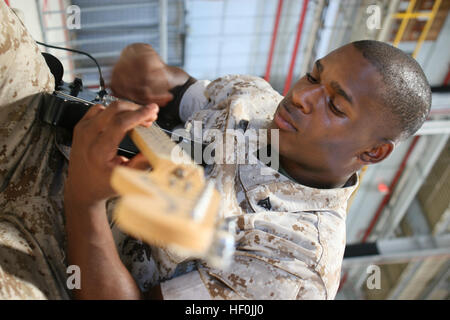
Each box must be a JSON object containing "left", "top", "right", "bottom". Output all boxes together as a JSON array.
[
  {"left": 0, "top": 1, "right": 69, "bottom": 299},
  {"left": 114, "top": 76, "right": 358, "bottom": 300}
]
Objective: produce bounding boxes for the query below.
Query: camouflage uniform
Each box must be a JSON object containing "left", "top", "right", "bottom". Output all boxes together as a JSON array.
[
  {"left": 0, "top": 2, "right": 70, "bottom": 299},
  {"left": 114, "top": 76, "right": 358, "bottom": 300},
  {"left": 0, "top": 1, "right": 357, "bottom": 299}
]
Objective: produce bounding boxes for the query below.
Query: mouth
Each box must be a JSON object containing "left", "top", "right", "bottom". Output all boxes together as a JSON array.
[{"left": 273, "top": 101, "right": 298, "bottom": 132}]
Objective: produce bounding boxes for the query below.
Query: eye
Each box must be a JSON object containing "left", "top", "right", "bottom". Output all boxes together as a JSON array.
[
  {"left": 328, "top": 98, "right": 345, "bottom": 117},
  {"left": 306, "top": 72, "right": 318, "bottom": 84},
  {"left": 306, "top": 72, "right": 346, "bottom": 117}
]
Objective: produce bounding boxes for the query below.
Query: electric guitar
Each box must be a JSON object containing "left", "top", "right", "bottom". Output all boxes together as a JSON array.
[{"left": 39, "top": 80, "right": 235, "bottom": 269}]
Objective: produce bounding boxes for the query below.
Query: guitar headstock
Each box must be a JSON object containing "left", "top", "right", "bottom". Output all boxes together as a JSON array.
[{"left": 111, "top": 124, "right": 235, "bottom": 269}]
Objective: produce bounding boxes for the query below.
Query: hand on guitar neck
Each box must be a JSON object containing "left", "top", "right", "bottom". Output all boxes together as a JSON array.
[{"left": 64, "top": 100, "right": 159, "bottom": 210}]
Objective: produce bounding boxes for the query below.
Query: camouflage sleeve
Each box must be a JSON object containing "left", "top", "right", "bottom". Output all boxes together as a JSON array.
[
  {"left": 0, "top": 1, "right": 54, "bottom": 105},
  {"left": 180, "top": 74, "right": 276, "bottom": 124},
  {"left": 0, "top": 220, "right": 63, "bottom": 299},
  {"left": 0, "top": 2, "right": 63, "bottom": 300},
  {"left": 0, "top": 220, "right": 48, "bottom": 299},
  {"left": 0, "top": 1, "right": 54, "bottom": 186}
]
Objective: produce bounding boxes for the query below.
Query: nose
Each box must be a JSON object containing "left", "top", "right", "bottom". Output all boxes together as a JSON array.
[{"left": 291, "top": 85, "right": 324, "bottom": 115}]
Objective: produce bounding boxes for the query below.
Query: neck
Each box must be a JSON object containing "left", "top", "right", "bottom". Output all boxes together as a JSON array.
[{"left": 280, "top": 155, "right": 354, "bottom": 189}]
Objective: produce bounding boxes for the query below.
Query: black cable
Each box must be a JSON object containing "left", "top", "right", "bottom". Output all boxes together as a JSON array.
[{"left": 36, "top": 40, "right": 105, "bottom": 92}]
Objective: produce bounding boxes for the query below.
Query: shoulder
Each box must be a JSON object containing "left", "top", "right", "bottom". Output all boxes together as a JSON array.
[
  {"left": 205, "top": 74, "right": 280, "bottom": 103},
  {"left": 0, "top": 4, "right": 54, "bottom": 105}
]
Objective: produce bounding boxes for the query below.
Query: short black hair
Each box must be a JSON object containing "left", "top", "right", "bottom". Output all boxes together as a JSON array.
[{"left": 352, "top": 40, "right": 431, "bottom": 141}]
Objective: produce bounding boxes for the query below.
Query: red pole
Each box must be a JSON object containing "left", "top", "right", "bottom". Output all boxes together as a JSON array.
[
  {"left": 282, "top": 0, "right": 309, "bottom": 96},
  {"left": 264, "top": 0, "right": 284, "bottom": 82},
  {"left": 4, "top": 0, "right": 10, "bottom": 7},
  {"left": 443, "top": 67, "right": 450, "bottom": 85}
]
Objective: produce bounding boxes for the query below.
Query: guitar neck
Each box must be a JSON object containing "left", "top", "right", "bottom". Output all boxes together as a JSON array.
[
  {"left": 131, "top": 123, "right": 196, "bottom": 175},
  {"left": 133, "top": 123, "right": 177, "bottom": 159}
]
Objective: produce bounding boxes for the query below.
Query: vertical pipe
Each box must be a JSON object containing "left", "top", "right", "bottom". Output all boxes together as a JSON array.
[
  {"left": 299, "top": 0, "right": 324, "bottom": 77},
  {"left": 377, "top": 0, "right": 400, "bottom": 42},
  {"left": 264, "top": 0, "right": 284, "bottom": 82},
  {"left": 159, "top": 0, "right": 168, "bottom": 63},
  {"left": 315, "top": 0, "right": 340, "bottom": 61},
  {"left": 35, "top": 0, "right": 48, "bottom": 47},
  {"left": 282, "top": 0, "right": 309, "bottom": 96},
  {"left": 215, "top": 0, "right": 228, "bottom": 78},
  {"left": 58, "top": 0, "right": 74, "bottom": 81}
]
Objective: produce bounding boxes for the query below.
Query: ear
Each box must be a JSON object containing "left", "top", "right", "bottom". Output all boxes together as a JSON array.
[{"left": 359, "top": 141, "right": 394, "bottom": 164}]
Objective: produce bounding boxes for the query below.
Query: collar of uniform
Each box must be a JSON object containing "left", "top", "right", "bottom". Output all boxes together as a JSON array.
[{"left": 238, "top": 159, "right": 359, "bottom": 215}]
